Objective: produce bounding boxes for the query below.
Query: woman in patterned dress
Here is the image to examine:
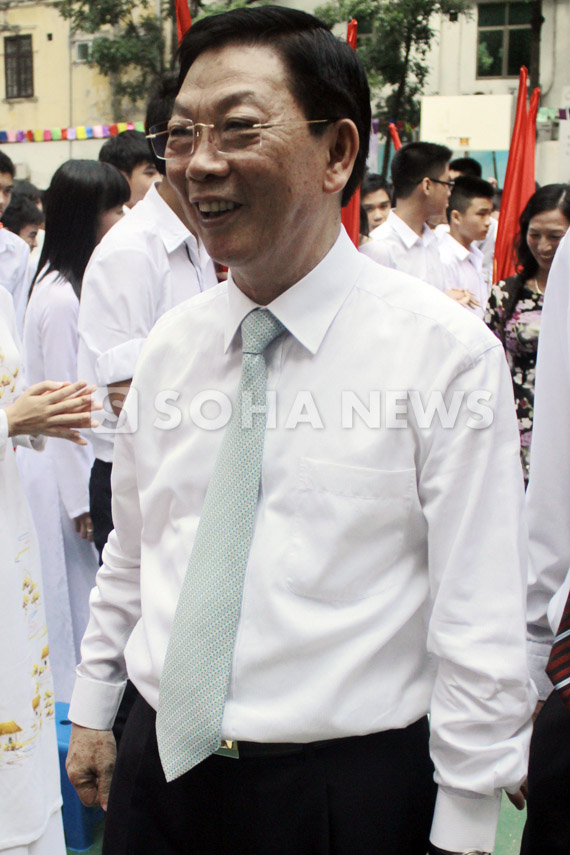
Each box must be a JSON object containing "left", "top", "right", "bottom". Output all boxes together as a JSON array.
[
  {"left": 485, "top": 184, "right": 570, "bottom": 484},
  {"left": 0, "top": 284, "right": 97, "bottom": 854}
]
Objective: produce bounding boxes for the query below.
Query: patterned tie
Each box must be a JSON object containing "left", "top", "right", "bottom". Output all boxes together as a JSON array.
[
  {"left": 156, "top": 308, "right": 286, "bottom": 782},
  {"left": 546, "top": 590, "right": 570, "bottom": 709}
]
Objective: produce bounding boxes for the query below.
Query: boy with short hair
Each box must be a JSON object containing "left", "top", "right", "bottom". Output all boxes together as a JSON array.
[
  {"left": 437, "top": 175, "right": 494, "bottom": 318},
  {"left": 98, "top": 130, "right": 159, "bottom": 208},
  {"left": 2, "top": 195, "right": 44, "bottom": 251}
]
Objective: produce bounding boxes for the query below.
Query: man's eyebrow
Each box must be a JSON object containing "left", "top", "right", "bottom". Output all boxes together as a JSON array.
[{"left": 172, "top": 90, "right": 264, "bottom": 117}]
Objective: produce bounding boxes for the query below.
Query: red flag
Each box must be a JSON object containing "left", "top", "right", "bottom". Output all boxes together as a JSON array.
[
  {"left": 341, "top": 19, "right": 360, "bottom": 247},
  {"left": 175, "top": 0, "right": 192, "bottom": 44},
  {"left": 388, "top": 122, "right": 402, "bottom": 151},
  {"left": 493, "top": 67, "right": 540, "bottom": 282}
]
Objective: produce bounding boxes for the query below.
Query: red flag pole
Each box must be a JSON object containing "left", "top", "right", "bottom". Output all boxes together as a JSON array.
[
  {"left": 175, "top": 0, "right": 192, "bottom": 44},
  {"left": 388, "top": 122, "right": 402, "bottom": 151},
  {"left": 341, "top": 19, "right": 361, "bottom": 247},
  {"left": 493, "top": 67, "right": 540, "bottom": 282}
]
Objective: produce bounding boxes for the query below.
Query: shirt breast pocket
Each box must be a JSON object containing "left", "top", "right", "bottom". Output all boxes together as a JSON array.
[{"left": 286, "top": 458, "right": 416, "bottom": 602}]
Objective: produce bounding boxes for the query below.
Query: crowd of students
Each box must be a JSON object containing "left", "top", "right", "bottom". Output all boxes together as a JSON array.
[
  {"left": 0, "top": 40, "right": 569, "bottom": 852},
  {"left": 359, "top": 145, "right": 570, "bottom": 482}
]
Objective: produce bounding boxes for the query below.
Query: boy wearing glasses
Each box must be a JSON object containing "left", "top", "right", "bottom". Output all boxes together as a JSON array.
[{"left": 361, "top": 141, "right": 453, "bottom": 289}]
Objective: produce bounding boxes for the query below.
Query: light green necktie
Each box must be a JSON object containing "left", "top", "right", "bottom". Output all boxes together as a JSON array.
[{"left": 156, "top": 308, "right": 286, "bottom": 782}]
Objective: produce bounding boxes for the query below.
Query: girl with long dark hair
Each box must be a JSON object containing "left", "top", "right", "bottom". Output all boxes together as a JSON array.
[
  {"left": 20, "top": 160, "right": 129, "bottom": 702},
  {"left": 485, "top": 183, "right": 570, "bottom": 482}
]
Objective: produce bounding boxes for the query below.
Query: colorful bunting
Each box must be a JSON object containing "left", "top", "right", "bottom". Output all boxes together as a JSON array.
[{"left": 0, "top": 120, "right": 150, "bottom": 145}]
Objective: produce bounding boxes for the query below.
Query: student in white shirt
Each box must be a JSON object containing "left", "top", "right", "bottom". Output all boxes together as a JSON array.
[
  {"left": 79, "top": 74, "right": 217, "bottom": 561},
  {"left": 360, "top": 141, "right": 452, "bottom": 290},
  {"left": 66, "top": 10, "right": 534, "bottom": 855},
  {"left": 437, "top": 175, "right": 495, "bottom": 318}
]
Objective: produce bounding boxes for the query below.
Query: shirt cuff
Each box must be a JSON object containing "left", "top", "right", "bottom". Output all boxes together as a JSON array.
[
  {"left": 96, "top": 339, "right": 146, "bottom": 386},
  {"left": 527, "top": 638, "right": 553, "bottom": 700},
  {"left": 13, "top": 433, "right": 46, "bottom": 451},
  {"left": 68, "top": 675, "right": 127, "bottom": 730},
  {"left": 429, "top": 787, "right": 502, "bottom": 853}
]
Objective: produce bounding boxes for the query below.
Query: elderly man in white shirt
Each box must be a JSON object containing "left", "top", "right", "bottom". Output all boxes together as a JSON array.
[
  {"left": 66, "top": 9, "right": 534, "bottom": 855},
  {"left": 78, "top": 75, "right": 217, "bottom": 561},
  {"left": 523, "top": 229, "right": 570, "bottom": 854},
  {"left": 360, "top": 141, "right": 453, "bottom": 290}
]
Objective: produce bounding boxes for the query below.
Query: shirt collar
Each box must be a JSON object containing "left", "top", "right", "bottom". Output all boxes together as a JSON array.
[
  {"left": 445, "top": 233, "right": 470, "bottom": 262},
  {"left": 387, "top": 210, "right": 436, "bottom": 249},
  {"left": 224, "top": 227, "right": 365, "bottom": 355},
  {"left": 144, "top": 182, "right": 191, "bottom": 253}
]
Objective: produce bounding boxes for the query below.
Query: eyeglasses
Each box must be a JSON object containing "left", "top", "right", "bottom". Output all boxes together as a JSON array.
[
  {"left": 146, "top": 118, "right": 334, "bottom": 160},
  {"left": 429, "top": 177, "right": 455, "bottom": 188}
]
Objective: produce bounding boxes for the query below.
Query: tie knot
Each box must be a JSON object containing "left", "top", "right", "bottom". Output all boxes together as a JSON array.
[{"left": 241, "top": 309, "right": 285, "bottom": 355}]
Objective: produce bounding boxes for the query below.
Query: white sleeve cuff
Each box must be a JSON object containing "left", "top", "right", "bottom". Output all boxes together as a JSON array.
[
  {"left": 68, "top": 675, "right": 127, "bottom": 730},
  {"left": 96, "top": 339, "right": 146, "bottom": 386},
  {"left": 430, "top": 787, "right": 502, "bottom": 853},
  {"left": 527, "top": 637, "right": 553, "bottom": 700},
  {"left": 13, "top": 433, "right": 46, "bottom": 451}
]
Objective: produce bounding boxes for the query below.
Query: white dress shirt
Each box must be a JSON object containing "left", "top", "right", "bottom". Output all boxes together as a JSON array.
[
  {"left": 360, "top": 210, "right": 446, "bottom": 291},
  {"left": 70, "top": 228, "right": 534, "bottom": 853},
  {"left": 437, "top": 228, "right": 488, "bottom": 319},
  {"left": 0, "top": 227, "right": 31, "bottom": 335},
  {"left": 78, "top": 182, "right": 217, "bottom": 462},
  {"left": 526, "top": 230, "right": 570, "bottom": 700}
]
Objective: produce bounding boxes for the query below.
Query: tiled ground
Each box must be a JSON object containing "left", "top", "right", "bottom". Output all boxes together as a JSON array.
[{"left": 67, "top": 797, "right": 526, "bottom": 854}]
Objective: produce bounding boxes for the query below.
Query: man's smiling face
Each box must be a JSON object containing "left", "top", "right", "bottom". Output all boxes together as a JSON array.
[{"left": 167, "top": 44, "right": 339, "bottom": 299}]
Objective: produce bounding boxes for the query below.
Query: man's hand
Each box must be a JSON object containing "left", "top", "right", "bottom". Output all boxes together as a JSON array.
[
  {"left": 507, "top": 699, "right": 545, "bottom": 811},
  {"left": 66, "top": 724, "right": 117, "bottom": 811},
  {"left": 74, "top": 512, "right": 94, "bottom": 541}
]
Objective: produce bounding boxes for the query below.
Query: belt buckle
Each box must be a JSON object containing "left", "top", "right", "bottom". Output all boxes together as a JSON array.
[{"left": 215, "top": 739, "right": 240, "bottom": 759}]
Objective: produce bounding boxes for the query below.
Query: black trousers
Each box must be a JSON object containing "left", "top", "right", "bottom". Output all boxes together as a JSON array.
[
  {"left": 520, "top": 690, "right": 570, "bottom": 854},
  {"left": 103, "top": 693, "right": 437, "bottom": 855},
  {"left": 89, "top": 458, "right": 114, "bottom": 563}
]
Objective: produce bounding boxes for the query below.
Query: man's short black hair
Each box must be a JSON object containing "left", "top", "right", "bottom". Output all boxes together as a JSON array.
[
  {"left": 449, "top": 157, "right": 482, "bottom": 178},
  {"left": 13, "top": 179, "right": 43, "bottom": 206},
  {"left": 99, "top": 130, "right": 154, "bottom": 177},
  {"left": 2, "top": 195, "right": 44, "bottom": 233},
  {"left": 0, "top": 150, "right": 15, "bottom": 178},
  {"left": 448, "top": 175, "right": 494, "bottom": 217},
  {"left": 361, "top": 173, "right": 391, "bottom": 200},
  {"left": 145, "top": 72, "right": 179, "bottom": 177},
  {"left": 177, "top": 6, "right": 371, "bottom": 207},
  {"left": 390, "top": 142, "right": 453, "bottom": 199}
]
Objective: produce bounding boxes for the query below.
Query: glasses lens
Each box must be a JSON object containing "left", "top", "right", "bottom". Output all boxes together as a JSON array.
[
  {"left": 217, "top": 119, "right": 262, "bottom": 154},
  {"left": 148, "top": 122, "right": 170, "bottom": 159}
]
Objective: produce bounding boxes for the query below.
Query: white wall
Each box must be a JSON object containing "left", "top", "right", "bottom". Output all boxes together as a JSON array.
[{"left": 0, "top": 139, "right": 106, "bottom": 190}]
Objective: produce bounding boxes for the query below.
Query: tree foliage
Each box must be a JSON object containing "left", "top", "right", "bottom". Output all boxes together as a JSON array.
[
  {"left": 315, "top": 0, "right": 470, "bottom": 172},
  {"left": 57, "top": 0, "right": 176, "bottom": 112}
]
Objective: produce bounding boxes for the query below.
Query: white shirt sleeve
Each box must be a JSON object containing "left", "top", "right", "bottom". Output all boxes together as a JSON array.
[
  {"left": 80, "top": 246, "right": 163, "bottom": 387},
  {"left": 526, "top": 230, "right": 570, "bottom": 699},
  {"left": 69, "top": 397, "right": 142, "bottom": 728},
  {"left": 420, "top": 344, "right": 535, "bottom": 852}
]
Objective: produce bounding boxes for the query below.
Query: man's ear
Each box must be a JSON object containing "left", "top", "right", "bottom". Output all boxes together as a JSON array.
[
  {"left": 322, "top": 119, "right": 360, "bottom": 197},
  {"left": 450, "top": 209, "right": 461, "bottom": 227}
]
